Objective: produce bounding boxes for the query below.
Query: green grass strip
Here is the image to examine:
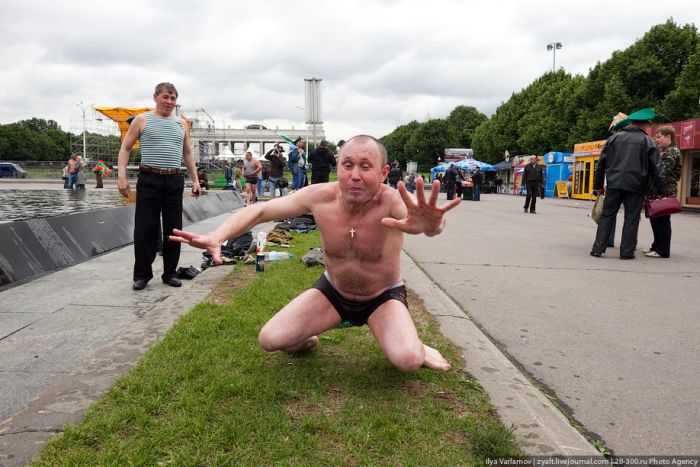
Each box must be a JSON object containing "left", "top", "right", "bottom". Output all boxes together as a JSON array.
[{"left": 34, "top": 231, "right": 521, "bottom": 466}]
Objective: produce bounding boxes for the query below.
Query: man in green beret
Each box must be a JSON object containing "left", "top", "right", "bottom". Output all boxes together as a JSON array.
[{"left": 590, "top": 108, "right": 666, "bottom": 259}]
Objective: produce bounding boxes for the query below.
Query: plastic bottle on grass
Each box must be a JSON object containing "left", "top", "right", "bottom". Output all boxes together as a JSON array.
[
  {"left": 256, "top": 231, "right": 266, "bottom": 253},
  {"left": 265, "top": 251, "right": 294, "bottom": 261}
]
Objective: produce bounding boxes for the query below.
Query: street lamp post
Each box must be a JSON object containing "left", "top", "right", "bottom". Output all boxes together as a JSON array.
[
  {"left": 546, "top": 42, "right": 563, "bottom": 72},
  {"left": 76, "top": 101, "right": 94, "bottom": 159}
]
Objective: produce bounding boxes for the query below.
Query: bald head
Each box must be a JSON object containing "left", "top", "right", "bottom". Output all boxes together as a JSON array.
[{"left": 341, "top": 135, "right": 388, "bottom": 166}]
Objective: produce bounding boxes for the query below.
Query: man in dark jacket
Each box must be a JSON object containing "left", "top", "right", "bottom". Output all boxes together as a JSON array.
[
  {"left": 444, "top": 164, "right": 459, "bottom": 200},
  {"left": 522, "top": 156, "right": 543, "bottom": 213},
  {"left": 590, "top": 108, "right": 665, "bottom": 260},
  {"left": 471, "top": 167, "right": 484, "bottom": 201},
  {"left": 387, "top": 161, "right": 402, "bottom": 189},
  {"left": 308, "top": 140, "right": 336, "bottom": 184},
  {"left": 265, "top": 144, "right": 288, "bottom": 198}
]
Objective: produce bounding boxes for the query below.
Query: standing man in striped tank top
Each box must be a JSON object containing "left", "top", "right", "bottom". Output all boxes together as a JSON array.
[{"left": 117, "top": 82, "right": 201, "bottom": 290}]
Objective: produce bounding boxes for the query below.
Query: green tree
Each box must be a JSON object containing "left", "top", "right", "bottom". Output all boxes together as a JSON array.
[
  {"left": 659, "top": 43, "right": 700, "bottom": 120},
  {"left": 447, "top": 105, "right": 487, "bottom": 148},
  {"left": 404, "top": 119, "right": 459, "bottom": 167},
  {"left": 380, "top": 120, "right": 421, "bottom": 166},
  {"left": 518, "top": 71, "right": 587, "bottom": 154}
]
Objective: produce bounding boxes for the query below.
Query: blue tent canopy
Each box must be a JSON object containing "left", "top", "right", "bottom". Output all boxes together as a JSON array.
[{"left": 430, "top": 159, "right": 497, "bottom": 179}]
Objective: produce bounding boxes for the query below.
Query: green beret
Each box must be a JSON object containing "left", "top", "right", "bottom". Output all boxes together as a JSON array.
[{"left": 627, "top": 108, "right": 656, "bottom": 122}]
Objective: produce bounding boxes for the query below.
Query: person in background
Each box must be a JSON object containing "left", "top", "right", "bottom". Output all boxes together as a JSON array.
[
  {"left": 265, "top": 143, "right": 287, "bottom": 198},
  {"left": 644, "top": 125, "right": 682, "bottom": 258},
  {"left": 590, "top": 108, "right": 665, "bottom": 260},
  {"left": 66, "top": 153, "right": 78, "bottom": 189},
  {"left": 234, "top": 161, "right": 244, "bottom": 191},
  {"left": 117, "top": 81, "right": 201, "bottom": 290},
  {"left": 75, "top": 156, "right": 87, "bottom": 190},
  {"left": 472, "top": 167, "right": 484, "bottom": 201},
  {"left": 93, "top": 162, "right": 104, "bottom": 188},
  {"left": 257, "top": 162, "right": 268, "bottom": 198},
  {"left": 601, "top": 112, "right": 630, "bottom": 248},
  {"left": 404, "top": 172, "right": 416, "bottom": 194},
  {"left": 197, "top": 167, "right": 209, "bottom": 190},
  {"left": 223, "top": 162, "right": 233, "bottom": 190},
  {"left": 522, "top": 156, "right": 543, "bottom": 213},
  {"left": 387, "top": 161, "right": 402, "bottom": 189},
  {"left": 308, "top": 140, "right": 336, "bottom": 184},
  {"left": 62, "top": 164, "right": 69, "bottom": 189},
  {"left": 243, "top": 150, "right": 262, "bottom": 205},
  {"left": 288, "top": 138, "right": 305, "bottom": 190},
  {"left": 443, "top": 164, "right": 459, "bottom": 200}
]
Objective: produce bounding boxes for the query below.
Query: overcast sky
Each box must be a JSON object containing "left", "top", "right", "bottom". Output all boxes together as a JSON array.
[{"left": 0, "top": 0, "right": 697, "bottom": 142}]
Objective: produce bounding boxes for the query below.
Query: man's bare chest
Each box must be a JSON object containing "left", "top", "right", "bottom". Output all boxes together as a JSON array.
[{"left": 316, "top": 206, "right": 391, "bottom": 261}]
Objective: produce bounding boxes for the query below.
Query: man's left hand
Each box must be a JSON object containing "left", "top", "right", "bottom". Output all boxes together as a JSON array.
[
  {"left": 192, "top": 181, "right": 201, "bottom": 197},
  {"left": 381, "top": 177, "right": 461, "bottom": 237}
]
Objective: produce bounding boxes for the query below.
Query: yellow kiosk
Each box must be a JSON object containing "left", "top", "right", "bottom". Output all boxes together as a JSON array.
[{"left": 571, "top": 140, "right": 606, "bottom": 200}]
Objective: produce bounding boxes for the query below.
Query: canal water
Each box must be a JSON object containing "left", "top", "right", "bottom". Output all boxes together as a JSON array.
[{"left": 0, "top": 189, "right": 129, "bottom": 223}]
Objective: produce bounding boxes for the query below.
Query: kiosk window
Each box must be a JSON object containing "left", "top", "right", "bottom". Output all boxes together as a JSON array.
[
  {"left": 584, "top": 161, "right": 591, "bottom": 193},
  {"left": 687, "top": 154, "right": 700, "bottom": 202}
]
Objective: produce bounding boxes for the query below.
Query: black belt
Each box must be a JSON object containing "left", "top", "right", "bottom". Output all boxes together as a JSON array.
[{"left": 139, "top": 164, "right": 180, "bottom": 175}]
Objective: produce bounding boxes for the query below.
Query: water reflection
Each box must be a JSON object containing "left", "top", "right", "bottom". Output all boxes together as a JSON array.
[{"left": 0, "top": 189, "right": 129, "bottom": 223}]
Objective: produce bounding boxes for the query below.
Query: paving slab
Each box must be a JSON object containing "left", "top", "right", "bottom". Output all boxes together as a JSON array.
[
  {"left": 402, "top": 252, "right": 600, "bottom": 457},
  {"left": 403, "top": 193, "right": 700, "bottom": 455}
]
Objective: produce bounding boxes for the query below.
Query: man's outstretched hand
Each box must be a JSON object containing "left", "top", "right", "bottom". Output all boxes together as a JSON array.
[
  {"left": 381, "top": 177, "right": 461, "bottom": 236},
  {"left": 169, "top": 229, "right": 223, "bottom": 265}
]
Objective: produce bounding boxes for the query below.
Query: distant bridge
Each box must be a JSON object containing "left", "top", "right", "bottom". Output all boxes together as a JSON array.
[{"left": 190, "top": 124, "right": 325, "bottom": 160}]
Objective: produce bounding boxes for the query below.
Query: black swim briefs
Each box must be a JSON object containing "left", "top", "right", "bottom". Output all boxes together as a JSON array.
[{"left": 312, "top": 272, "right": 408, "bottom": 327}]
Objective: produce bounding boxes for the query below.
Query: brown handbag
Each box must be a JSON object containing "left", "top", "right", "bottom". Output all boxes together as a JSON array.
[{"left": 645, "top": 196, "right": 682, "bottom": 218}]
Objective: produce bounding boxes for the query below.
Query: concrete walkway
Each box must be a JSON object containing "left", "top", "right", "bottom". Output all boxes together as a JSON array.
[
  {"left": 404, "top": 193, "right": 700, "bottom": 455},
  {"left": 4, "top": 189, "right": 696, "bottom": 463},
  {"left": 0, "top": 210, "right": 270, "bottom": 466}
]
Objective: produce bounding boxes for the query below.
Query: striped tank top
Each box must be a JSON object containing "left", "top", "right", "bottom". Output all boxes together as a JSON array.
[{"left": 140, "top": 113, "right": 185, "bottom": 169}]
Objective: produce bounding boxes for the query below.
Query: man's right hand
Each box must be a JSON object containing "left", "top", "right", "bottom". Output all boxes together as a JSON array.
[
  {"left": 118, "top": 176, "right": 131, "bottom": 198},
  {"left": 170, "top": 229, "right": 223, "bottom": 265}
]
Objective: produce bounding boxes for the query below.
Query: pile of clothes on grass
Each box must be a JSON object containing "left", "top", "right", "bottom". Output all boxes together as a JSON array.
[{"left": 200, "top": 214, "right": 324, "bottom": 269}]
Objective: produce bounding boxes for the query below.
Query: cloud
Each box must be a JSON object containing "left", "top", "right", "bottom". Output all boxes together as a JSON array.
[{"left": 0, "top": 0, "right": 697, "bottom": 143}]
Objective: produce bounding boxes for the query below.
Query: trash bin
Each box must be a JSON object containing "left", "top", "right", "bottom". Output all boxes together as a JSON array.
[{"left": 462, "top": 185, "right": 473, "bottom": 200}]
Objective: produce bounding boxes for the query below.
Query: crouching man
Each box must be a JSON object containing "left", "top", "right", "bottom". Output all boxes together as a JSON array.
[{"left": 170, "top": 135, "right": 460, "bottom": 372}]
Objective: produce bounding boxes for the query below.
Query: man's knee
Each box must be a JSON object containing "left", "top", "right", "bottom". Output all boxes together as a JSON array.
[{"left": 258, "top": 325, "right": 281, "bottom": 352}]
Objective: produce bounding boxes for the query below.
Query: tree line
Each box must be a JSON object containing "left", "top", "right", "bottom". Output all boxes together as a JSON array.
[
  {"left": 0, "top": 117, "right": 124, "bottom": 162},
  {"left": 380, "top": 19, "right": 699, "bottom": 167}
]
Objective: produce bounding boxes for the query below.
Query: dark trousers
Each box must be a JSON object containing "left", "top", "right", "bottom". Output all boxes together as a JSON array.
[
  {"left": 523, "top": 183, "right": 540, "bottom": 211},
  {"left": 133, "top": 172, "right": 184, "bottom": 282},
  {"left": 311, "top": 171, "right": 330, "bottom": 184},
  {"left": 445, "top": 181, "right": 456, "bottom": 199},
  {"left": 473, "top": 183, "right": 481, "bottom": 201},
  {"left": 592, "top": 188, "right": 643, "bottom": 258},
  {"left": 649, "top": 215, "right": 671, "bottom": 257}
]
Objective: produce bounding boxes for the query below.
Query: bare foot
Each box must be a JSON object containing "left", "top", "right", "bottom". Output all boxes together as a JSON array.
[
  {"left": 422, "top": 344, "right": 451, "bottom": 371},
  {"left": 285, "top": 336, "right": 318, "bottom": 353}
]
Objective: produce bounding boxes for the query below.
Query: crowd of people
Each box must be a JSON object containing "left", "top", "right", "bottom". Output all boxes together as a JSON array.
[{"left": 216, "top": 137, "right": 421, "bottom": 206}]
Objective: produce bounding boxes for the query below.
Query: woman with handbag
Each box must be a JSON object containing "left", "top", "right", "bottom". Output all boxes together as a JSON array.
[{"left": 644, "top": 126, "right": 682, "bottom": 258}]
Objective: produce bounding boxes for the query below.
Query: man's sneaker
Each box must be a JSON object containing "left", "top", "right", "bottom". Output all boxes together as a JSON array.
[
  {"left": 642, "top": 248, "right": 653, "bottom": 254},
  {"left": 645, "top": 251, "right": 663, "bottom": 258}
]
